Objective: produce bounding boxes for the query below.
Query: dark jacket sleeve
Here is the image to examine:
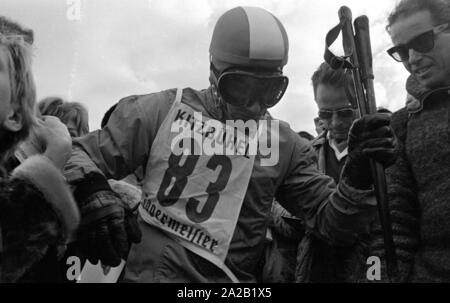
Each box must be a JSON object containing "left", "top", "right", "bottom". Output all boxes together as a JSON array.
[
  {"left": 64, "top": 92, "right": 174, "bottom": 183},
  {"left": 369, "top": 108, "right": 420, "bottom": 282},
  {"left": 276, "top": 131, "right": 377, "bottom": 247}
]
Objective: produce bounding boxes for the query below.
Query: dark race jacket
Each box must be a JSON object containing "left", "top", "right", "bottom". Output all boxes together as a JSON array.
[{"left": 64, "top": 87, "right": 377, "bottom": 282}]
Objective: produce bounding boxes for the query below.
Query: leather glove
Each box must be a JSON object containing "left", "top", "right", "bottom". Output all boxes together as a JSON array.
[
  {"left": 342, "top": 113, "right": 398, "bottom": 190},
  {"left": 122, "top": 199, "right": 142, "bottom": 248},
  {"left": 74, "top": 174, "right": 141, "bottom": 267}
]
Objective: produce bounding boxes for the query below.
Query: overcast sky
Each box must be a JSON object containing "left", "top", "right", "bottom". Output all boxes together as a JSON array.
[{"left": 0, "top": 0, "right": 409, "bottom": 135}]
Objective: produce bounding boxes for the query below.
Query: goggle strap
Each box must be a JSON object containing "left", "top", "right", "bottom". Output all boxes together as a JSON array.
[{"left": 210, "top": 62, "right": 221, "bottom": 80}]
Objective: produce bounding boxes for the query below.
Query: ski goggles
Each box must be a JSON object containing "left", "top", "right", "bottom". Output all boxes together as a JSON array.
[
  {"left": 217, "top": 68, "right": 289, "bottom": 108},
  {"left": 387, "top": 23, "right": 449, "bottom": 62},
  {"left": 318, "top": 107, "right": 355, "bottom": 120}
]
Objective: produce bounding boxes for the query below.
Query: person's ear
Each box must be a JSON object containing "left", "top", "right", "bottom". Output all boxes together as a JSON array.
[{"left": 2, "top": 108, "right": 23, "bottom": 132}]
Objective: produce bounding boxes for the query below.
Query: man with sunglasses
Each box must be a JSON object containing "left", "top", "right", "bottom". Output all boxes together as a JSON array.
[
  {"left": 295, "top": 62, "right": 361, "bottom": 283},
  {"left": 311, "top": 63, "right": 358, "bottom": 184},
  {"left": 369, "top": 0, "right": 450, "bottom": 282},
  {"left": 65, "top": 6, "right": 397, "bottom": 282}
]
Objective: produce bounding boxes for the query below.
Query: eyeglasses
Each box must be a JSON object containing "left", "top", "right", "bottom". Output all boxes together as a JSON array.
[
  {"left": 318, "top": 107, "right": 355, "bottom": 120},
  {"left": 217, "top": 68, "right": 289, "bottom": 108},
  {"left": 387, "top": 23, "right": 449, "bottom": 62}
]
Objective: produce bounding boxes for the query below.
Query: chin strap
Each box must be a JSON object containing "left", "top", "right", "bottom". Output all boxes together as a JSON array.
[
  {"left": 210, "top": 62, "right": 221, "bottom": 81},
  {"left": 207, "top": 80, "right": 225, "bottom": 121},
  {"left": 208, "top": 61, "right": 229, "bottom": 121}
]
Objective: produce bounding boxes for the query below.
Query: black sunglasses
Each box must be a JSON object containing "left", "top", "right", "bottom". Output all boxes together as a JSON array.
[
  {"left": 387, "top": 23, "right": 449, "bottom": 62},
  {"left": 318, "top": 108, "right": 355, "bottom": 120}
]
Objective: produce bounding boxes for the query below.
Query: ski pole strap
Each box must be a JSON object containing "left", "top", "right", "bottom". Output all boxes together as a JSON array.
[
  {"left": 324, "top": 19, "right": 354, "bottom": 70},
  {"left": 324, "top": 19, "right": 360, "bottom": 111}
]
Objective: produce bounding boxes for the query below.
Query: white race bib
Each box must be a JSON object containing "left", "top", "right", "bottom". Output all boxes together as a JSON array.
[{"left": 139, "top": 90, "right": 255, "bottom": 282}]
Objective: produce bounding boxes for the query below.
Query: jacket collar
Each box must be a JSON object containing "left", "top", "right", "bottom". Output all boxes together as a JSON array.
[
  {"left": 408, "top": 86, "right": 450, "bottom": 114},
  {"left": 311, "top": 130, "right": 327, "bottom": 148}
]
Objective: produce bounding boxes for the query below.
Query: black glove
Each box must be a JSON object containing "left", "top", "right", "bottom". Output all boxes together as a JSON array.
[
  {"left": 342, "top": 113, "right": 398, "bottom": 190},
  {"left": 74, "top": 174, "right": 141, "bottom": 267},
  {"left": 122, "top": 200, "right": 142, "bottom": 247}
]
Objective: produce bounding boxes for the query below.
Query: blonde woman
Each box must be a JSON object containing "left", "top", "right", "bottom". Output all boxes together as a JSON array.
[{"left": 0, "top": 16, "right": 79, "bottom": 283}]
